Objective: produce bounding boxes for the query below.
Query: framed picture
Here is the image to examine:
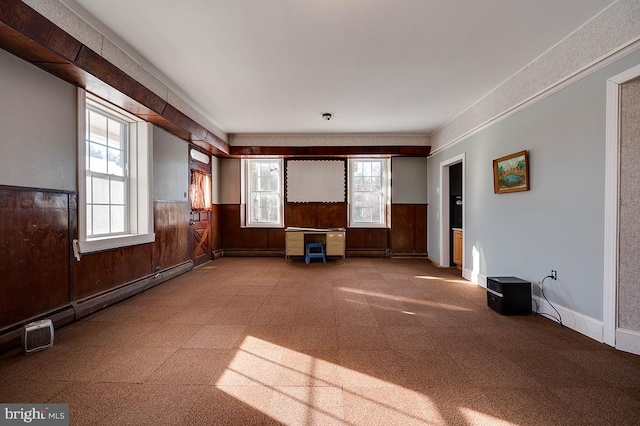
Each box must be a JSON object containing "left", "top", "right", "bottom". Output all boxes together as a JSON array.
[{"left": 493, "top": 150, "right": 529, "bottom": 194}]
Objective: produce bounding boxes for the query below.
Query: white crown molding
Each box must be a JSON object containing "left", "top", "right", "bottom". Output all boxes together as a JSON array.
[{"left": 430, "top": 0, "right": 640, "bottom": 155}]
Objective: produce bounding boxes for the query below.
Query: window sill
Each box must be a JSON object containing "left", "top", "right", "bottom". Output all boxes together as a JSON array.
[
  {"left": 348, "top": 224, "right": 389, "bottom": 229},
  {"left": 74, "top": 233, "right": 156, "bottom": 258},
  {"left": 242, "top": 224, "right": 284, "bottom": 229}
]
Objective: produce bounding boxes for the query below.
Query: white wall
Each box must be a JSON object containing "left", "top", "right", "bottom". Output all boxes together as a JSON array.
[
  {"left": 391, "top": 157, "right": 428, "bottom": 204},
  {"left": 0, "top": 49, "right": 76, "bottom": 191},
  {"left": 427, "top": 48, "right": 640, "bottom": 322},
  {"left": 152, "top": 126, "right": 188, "bottom": 201}
]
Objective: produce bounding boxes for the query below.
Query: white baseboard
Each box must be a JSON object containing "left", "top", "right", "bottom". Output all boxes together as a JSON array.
[
  {"left": 458, "top": 269, "right": 605, "bottom": 344},
  {"left": 532, "top": 295, "right": 603, "bottom": 342},
  {"left": 463, "top": 268, "right": 486, "bottom": 288},
  {"left": 428, "top": 256, "right": 445, "bottom": 267},
  {"left": 615, "top": 328, "right": 640, "bottom": 356}
]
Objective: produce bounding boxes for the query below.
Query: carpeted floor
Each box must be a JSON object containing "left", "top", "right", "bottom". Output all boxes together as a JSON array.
[{"left": 1, "top": 257, "right": 640, "bottom": 425}]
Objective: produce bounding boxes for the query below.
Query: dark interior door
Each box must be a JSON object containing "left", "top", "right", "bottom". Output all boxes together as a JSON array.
[
  {"left": 190, "top": 210, "right": 211, "bottom": 266},
  {"left": 189, "top": 146, "right": 212, "bottom": 266}
]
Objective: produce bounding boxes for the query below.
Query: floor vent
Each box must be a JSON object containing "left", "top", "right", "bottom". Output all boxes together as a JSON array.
[{"left": 23, "top": 319, "right": 54, "bottom": 353}]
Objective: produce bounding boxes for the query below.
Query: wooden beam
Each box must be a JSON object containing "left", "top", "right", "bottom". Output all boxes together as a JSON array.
[{"left": 229, "top": 145, "right": 430, "bottom": 157}]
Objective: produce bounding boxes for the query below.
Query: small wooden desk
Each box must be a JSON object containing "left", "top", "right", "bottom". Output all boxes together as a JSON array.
[{"left": 285, "top": 227, "right": 346, "bottom": 259}]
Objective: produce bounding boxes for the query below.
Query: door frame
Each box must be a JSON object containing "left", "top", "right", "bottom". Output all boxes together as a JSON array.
[
  {"left": 188, "top": 145, "right": 213, "bottom": 266},
  {"left": 603, "top": 63, "right": 640, "bottom": 353},
  {"left": 438, "top": 153, "right": 465, "bottom": 270}
]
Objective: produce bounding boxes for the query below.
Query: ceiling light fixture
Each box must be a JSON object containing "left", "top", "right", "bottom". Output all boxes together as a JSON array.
[{"left": 322, "top": 113, "right": 332, "bottom": 121}]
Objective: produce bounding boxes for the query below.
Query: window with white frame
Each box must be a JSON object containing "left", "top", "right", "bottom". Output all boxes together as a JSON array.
[
  {"left": 74, "top": 89, "right": 154, "bottom": 257},
  {"left": 242, "top": 158, "right": 283, "bottom": 227},
  {"left": 349, "top": 158, "right": 390, "bottom": 227}
]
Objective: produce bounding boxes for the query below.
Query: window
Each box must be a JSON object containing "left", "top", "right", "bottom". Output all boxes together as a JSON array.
[
  {"left": 242, "top": 159, "right": 283, "bottom": 227},
  {"left": 85, "top": 103, "right": 128, "bottom": 236},
  {"left": 74, "top": 89, "right": 154, "bottom": 257},
  {"left": 190, "top": 170, "right": 212, "bottom": 211},
  {"left": 349, "top": 158, "right": 390, "bottom": 227}
]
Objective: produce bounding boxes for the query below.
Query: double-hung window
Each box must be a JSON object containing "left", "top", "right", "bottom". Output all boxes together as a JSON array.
[
  {"left": 348, "top": 158, "right": 390, "bottom": 228},
  {"left": 85, "top": 103, "right": 128, "bottom": 236},
  {"left": 74, "top": 89, "right": 154, "bottom": 256},
  {"left": 242, "top": 159, "right": 283, "bottom": 227}
]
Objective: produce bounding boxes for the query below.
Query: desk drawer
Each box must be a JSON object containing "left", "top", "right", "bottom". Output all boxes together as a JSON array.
[
  {"left": 286, "top": 239, "right": 304, "bottom": 256},
  {"left": 287, "top": 247, "right": 304, "bottom": 255},
  {"left": 286, "top": 233, "right": 303, "bottom": 241},
  {"left": 326, "top": 244, "right": 343, "bottom": 256},
  {"left": 287, "top": 240, "right": 304, "bottom": 249}
]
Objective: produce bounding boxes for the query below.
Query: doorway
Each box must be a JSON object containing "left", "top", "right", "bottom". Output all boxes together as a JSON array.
[
  {"left": 438, "top": 153, "right": 465, "bottom": 272},
  {"left": 189, "top": 146, "right": 212, "bottom": 266},
  {"left": 604, "top": 64, "right": 640, "bottom": 355}
]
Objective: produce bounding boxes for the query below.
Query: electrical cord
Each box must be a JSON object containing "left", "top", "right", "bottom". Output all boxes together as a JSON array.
[{"left": 535, "top": 275, "right": 563, "bottom": 327}]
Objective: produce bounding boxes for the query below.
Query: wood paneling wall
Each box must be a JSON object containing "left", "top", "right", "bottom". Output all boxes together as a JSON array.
[
  {"left": 390, "top": 204, "right": 427, "bottom": 255},
  {"left": 211, "top": 204, "right": 221, "bottom": 251},
  {"left": 285, "top": 203, "right": 347, "bottom": 229},
  {"left": 219, "top": 202, "right": 427, "bottom": 256},
  {"left": 153, "top": 201, "right": 191, "bottom": 270},
  {"left": 72, "top": 245, "right": 153, "bottom": 300},
  {"left": 0, "top": 187, "right": 72, "bottom": 328},
  {"left": 0, "top": 186, "right": 192, "bottom": 331}
]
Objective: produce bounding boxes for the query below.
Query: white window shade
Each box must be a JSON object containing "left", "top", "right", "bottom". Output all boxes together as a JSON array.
[{"left": 286, "top": 160, "right": 345, "bottom": 203}]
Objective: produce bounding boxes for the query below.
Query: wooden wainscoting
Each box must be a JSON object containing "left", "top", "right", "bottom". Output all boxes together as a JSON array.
[
  {"left": 285, "top": 203, "right": 348, "bottom": 229},
  {"left": 219, "top": 204, "right": 273, "bottom": 255},
  {"left": 211, "top": 204, "right": 221, "bottom": 253},
  {"left": 218, "top": 202, "right": 426, "bottom": 257},
  {"left": 0, "top": 186, "right": 197, "bottom": 349},
  {"left": 0, "top": 186, "right": 73, "bottom": 329},
  {"left": 72, "top": 245, "right": 154, "bottom": 300},
  {"left": 390, "top": 204, "right": 428, "bottom": 256},
  {"left": 346, "top": 228, "right": 390, "bottom": 257},
  {"left": 153, "top": 200, "right": 191, "bottom": 270}
]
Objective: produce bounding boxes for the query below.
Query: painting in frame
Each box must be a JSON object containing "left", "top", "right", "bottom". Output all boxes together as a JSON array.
[{"left": 493, "top": 150, "right": 529, "bottom": 194}]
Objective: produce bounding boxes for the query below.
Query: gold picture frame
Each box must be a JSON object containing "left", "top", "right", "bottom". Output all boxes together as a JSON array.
[{"left": 493, "top": 150, "right": 529, "bottom": 194}]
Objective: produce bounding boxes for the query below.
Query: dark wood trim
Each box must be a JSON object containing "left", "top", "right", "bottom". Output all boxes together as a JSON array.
[
  {"left": 221, "top": 249, "right": 285, "bottom": 257},
  {"left": 346, "top": 249, "right": 390, "bottom": 257},
  {"left": 75, "top": 46, "right": 167, "bottom": 115},
  {"left": 230, "top": 145, "right": 430, "bottom": 157},
  {"left": 0, "top": 0, "right": 82, "bottom": 62}
]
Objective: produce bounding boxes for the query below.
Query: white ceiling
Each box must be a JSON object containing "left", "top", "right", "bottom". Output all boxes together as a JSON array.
[{"left": 61, "top": 0, "right": 614, "bottom": 135}]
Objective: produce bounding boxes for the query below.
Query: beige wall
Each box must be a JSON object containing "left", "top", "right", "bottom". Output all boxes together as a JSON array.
[
  {"left": 0, "top": 48, "right": 76, "bottom": 191},
  {"left": 153, "top": 126, "right": 188, "bottom": 201}
]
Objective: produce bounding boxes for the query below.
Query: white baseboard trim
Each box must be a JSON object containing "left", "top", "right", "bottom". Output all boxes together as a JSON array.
[
  {"left": 457, "top": 270, "right": 605, "bottom": 344},
  {"left": 428, "top": 256, "right": 445, "bottom": 267},
  {"left": 615, "top": 328, "right": 640, "bottom": 356},
  {"left": 532, "top": 295, "right": 603, "bottom": 342},
  {"left": 463, "top": 268, "right": 486, "bottom": 288}
]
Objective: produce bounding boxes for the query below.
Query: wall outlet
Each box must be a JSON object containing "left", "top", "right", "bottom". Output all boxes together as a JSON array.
[
  {"left": 538, "top": 280, "right": 544, "bottom": 289},
  {"left": 551, "top": 270, "right": 557, "bottom": 280}
]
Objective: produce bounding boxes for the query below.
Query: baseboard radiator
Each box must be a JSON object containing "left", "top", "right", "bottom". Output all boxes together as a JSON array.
[{"left": 0, "top": 261, "right": 193, "bottom": 352}]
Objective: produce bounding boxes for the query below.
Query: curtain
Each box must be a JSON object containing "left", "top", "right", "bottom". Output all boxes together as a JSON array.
[{"left": 190, "top": 171, "right": 212, "bottom": 210}]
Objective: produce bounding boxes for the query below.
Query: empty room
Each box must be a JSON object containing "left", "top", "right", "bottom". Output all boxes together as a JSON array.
[{"left": 1, "top": 1, "right": 640, "bottom": 425}]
